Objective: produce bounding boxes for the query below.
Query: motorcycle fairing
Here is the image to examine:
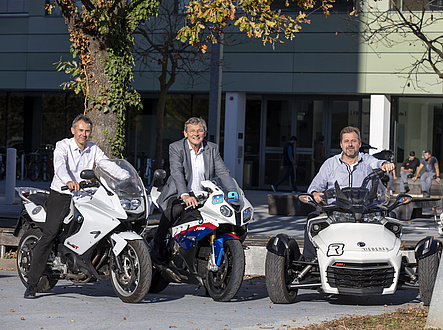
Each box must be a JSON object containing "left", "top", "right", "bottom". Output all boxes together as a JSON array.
[
  {"left": 65, "top": 203, "right": 120, "bottom": 255},
  {"left": 213, "top": 233, "right": 240, "bottom": 266},
  {"left": 173, "top": 222, "right": 218, "bottom": 250},
  {"left": 415, "top": 236, "right": 442, "bottom": 261}
]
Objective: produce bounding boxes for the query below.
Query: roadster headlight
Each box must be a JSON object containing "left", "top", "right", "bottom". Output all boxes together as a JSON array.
[{"left": 121, "top": 198, "right": 143, "bottom": 211}]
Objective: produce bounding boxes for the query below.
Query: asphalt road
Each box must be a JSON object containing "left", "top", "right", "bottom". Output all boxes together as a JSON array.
[{"left": 0, "top": 269, "right": 422, "bottom": 330}]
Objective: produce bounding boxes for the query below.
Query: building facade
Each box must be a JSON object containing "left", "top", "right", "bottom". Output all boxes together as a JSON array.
[{"left": 1, "top": 0, "right": 442, "bottom": 189}]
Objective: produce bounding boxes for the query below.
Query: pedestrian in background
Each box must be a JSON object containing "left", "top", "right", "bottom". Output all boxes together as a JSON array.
[
  {"left": 413, "top": 150, "right": 440, "bottom": 197},
  {"left": 313, "top": 135, "right": 325, "bottom": 174},
  {"left": 271, "top": 136, "right": 297, "bottom": 193},
  {"left": 399, "top": 151, "right": 420, "bottom": 193}
]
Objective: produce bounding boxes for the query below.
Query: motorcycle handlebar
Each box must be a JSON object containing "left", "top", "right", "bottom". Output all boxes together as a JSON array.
[{"left": 61, "top": 181, "right": 100, "bottom": 191}]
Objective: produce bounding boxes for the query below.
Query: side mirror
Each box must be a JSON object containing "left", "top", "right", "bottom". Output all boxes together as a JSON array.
[
  {"left": 388, "top": 193, "right": 412, "bottom": 212},
  {"left": 153, "top": 169, "right": 166, "bottom": 180},
  {"left": 80, "top": 169, "right": 96, "bottom": 180}
]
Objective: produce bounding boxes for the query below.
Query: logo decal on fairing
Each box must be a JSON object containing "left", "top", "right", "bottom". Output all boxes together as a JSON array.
[{"left": 327, "top": 243, "right": 345, "bottom": 256}]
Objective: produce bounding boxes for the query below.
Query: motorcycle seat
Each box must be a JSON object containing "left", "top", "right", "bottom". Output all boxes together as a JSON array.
[{"left": 28, "top": 192, "right": 49, "bottom": 207}]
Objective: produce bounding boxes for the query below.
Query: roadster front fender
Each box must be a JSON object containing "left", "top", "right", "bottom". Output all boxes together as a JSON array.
[
  {"left": 415, "top": 236, "right": 442, "bottom": 261},
  {"left": 266, "top": 233, "right": 291, "bottom": 257}
]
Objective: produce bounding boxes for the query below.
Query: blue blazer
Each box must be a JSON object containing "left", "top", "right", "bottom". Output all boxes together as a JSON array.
[{"left": 157, "top": 138, "right": 230, "bottom": 211}]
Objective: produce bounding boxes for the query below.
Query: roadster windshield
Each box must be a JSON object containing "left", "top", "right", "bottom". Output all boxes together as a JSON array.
[
  {"left": 323, "top": 171, "right": 388, "bottom": 211},
  {"left": 94, "top": 159, "right": 144, "bottom": 198}
]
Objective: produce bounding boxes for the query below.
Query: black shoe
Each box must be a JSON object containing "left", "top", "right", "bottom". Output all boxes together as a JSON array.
[
  {"left": 424, "top": 192, "right": 431, "bottom": 198},
  {"left": 24, "top": 285, "right": 36, "bottom": 299},
  {"left": 404, "top": 183, "right": 410, "bottom": 193}
]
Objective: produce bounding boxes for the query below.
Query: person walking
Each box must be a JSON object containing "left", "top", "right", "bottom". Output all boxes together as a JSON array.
[{"left": 271, "top": 136, "right": 297, "bottom": 193}]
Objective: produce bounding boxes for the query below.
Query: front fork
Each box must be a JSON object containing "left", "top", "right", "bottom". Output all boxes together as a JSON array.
[{"left": 208, "top": 226, "right": 238, "bottom": 272}]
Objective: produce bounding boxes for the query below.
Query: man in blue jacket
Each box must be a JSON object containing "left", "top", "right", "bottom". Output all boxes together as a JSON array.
[{"left": 303, "top": 126, "right": 395, "bottom": 260}]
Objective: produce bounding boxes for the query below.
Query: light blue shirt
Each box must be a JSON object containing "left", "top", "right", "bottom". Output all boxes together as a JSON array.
[{"left": 308, "top": 152, "right": 385, "bottom": 193}]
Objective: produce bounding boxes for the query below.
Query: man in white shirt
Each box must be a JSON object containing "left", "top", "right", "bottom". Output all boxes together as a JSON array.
[
  {"left": 24, "top": 114, "right": 108, "bottom": 299},
  {"left": 152, "top": 117, "right": 231, "bottom": 266}
]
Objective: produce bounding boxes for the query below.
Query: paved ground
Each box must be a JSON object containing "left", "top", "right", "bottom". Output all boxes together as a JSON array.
[
  {"left": 0, "top": 268, "right": 422, "bottom": 330},
  {"left": 0, "top": 178, "right": 440, "bottom": 329}
]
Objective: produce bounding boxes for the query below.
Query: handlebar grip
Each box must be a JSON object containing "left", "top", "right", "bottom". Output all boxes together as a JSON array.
[{"left": 61, "top": 186, "right": 69, "bottom": 191}]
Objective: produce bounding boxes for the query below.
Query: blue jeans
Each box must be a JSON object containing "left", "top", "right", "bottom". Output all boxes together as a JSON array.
[
  {"left": 420, "top": 172, "right": 435, "bottom": 193},
  {"left": 273, "top": 164, "right": 296, "bottom": 191},
  {"left": 400, "top": 170, "right": 412, "bottom": 193}
]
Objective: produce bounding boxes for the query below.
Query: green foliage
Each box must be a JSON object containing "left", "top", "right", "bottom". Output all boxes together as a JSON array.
[{"left": 53, "top": 0, "right": 160, "bottom": 157}]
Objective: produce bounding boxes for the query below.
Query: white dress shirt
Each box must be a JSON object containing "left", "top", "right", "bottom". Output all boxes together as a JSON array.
[
  {"left": 50, "top": 137, "right": 108, "bottom": 194},
  {"left": 185, "top": 140, "right": 205, "bottom": 196}
]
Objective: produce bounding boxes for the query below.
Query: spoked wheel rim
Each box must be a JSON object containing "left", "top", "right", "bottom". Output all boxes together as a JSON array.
[
  {"left": 208, "top": 246, "right": 232, "bottom": 293},
  {"left": 17, "top": 234, "right": 39, "bottom": 283},
  {"left": 111, "top": 244, "right": 141, "bottom": 297}
]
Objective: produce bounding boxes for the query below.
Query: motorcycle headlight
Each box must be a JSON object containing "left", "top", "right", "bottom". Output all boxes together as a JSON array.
[
  {"left": 243, "top": 207, "right": 252, "bottom": 223},
  {"left": 121, "top": 198, "right": 143, "bottom": 211},
  {"left": 220, "top": 205, "right": 233, "bottom": 218}
]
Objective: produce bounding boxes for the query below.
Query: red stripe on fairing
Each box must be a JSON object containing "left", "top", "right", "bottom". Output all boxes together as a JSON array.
[{"left": 173, "top": 223, "right": 217, "bottom": 239}]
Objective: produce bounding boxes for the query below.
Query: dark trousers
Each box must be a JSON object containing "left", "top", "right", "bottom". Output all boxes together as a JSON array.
[
  {"left": 302, "top": 211, "right": 321, "bottom": 261},
  {"left": 274, "top": 165, "right": 296, "bottom": 191},
  {"left": 27, "top": 190, "right": 71, "bottom": 286},
  {"left": 154, "top": 198, "right": 184, "bottom": 247}
]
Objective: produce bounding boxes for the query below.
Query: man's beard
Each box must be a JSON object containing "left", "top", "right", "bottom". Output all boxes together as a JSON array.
[{"left": 344, "top": 149, "right": 358, "bottom": 158}]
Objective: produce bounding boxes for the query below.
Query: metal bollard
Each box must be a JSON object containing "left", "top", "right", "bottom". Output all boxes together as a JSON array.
[{"left": 5, "top": 148, "right": 17, "bottom": 204}]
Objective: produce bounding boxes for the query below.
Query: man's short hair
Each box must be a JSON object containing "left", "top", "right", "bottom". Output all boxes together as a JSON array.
[
  {"left": 289, "top": 136, "right": 297, "bottom": 142},
  {"left": 72, "top": 114, "right": 93, "bottom": 130},
  {"left": 340, "top": 126, "right": 361, "bottom": 143},
  {"left": 425, "top": 150, "right": 432, "bottom": 155},
  {"left": 409, "top": 151, "right": 415, "bottom": 156},
  {"left": 184, "top": 117, "right": 207, "bottom": 132}
]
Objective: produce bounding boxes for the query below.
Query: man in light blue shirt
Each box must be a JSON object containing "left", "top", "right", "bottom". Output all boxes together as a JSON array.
[{"left": 303, "top": 126, "right": 395, "bottom": 260}]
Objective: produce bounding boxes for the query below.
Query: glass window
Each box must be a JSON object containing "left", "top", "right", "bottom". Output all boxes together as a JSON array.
[
  {"left": 297, "top": 100, "right": 323, "bottom": 149},
  {"left": 266, "top": 100, "right": 291, "bottom": 148},
  {"left": 331, "top": 100, "right": 359, "bottom": 150},
  {"left": 395, "top": 97, "right": 442, "bottom": 172},
  {"left": 390, "top": 0, "right": 443, "bottom": 11},
  {"left": 0, "top": 0, "right": 28, "bottom": 13}
]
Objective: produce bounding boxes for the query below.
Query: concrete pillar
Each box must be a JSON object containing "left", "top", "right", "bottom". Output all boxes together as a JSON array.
[
  {"left": 5, "top": 148, "right": 16, "bottom": 204},
  {"left": 369, "top": 95, "right": 391, "bottom": 153},
  {"left": 224, "top": 92, "right": 246, "bottom": 186}
]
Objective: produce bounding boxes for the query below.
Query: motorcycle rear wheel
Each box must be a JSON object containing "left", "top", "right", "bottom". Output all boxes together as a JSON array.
[
  {"left": 110, "top": 239, "right": 152, "bottom": 303},
  {"left": 419, "top": 250, "right": 441, "bottom": 306},
  {"left": 265, "top": 238, "right": 299, "bottom": 304},
  {"left": 17, "top": 228, "right": 58, "bottom": 292},
  {"left": 204, "top": 239, "right": 245, "bottom": 302}
]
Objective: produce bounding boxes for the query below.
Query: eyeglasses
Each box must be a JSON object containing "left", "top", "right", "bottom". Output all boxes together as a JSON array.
[{"left": 188, "top": 129, "right": 204, "bottom": 134}]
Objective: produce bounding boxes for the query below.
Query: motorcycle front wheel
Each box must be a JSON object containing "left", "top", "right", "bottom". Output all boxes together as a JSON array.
[
  {"left": 204, "top": 239, "right": 245, "bottom": 302},
  {"left": 17, "top": 228, "right": 58, "bottom": 292},
  {"left": 265, "top": 238, "right": 299, "bottom": 304},
  {"left": 110, "top": 239, "right": 152, "bottom": 303}
]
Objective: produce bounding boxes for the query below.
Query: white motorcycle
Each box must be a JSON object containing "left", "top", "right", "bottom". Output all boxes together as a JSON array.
[
  {"left": 265, "top": 170, "right": 441, "bottom": 306},
  {"left": 14, "top": 159, "right": 152, "bottom": 303},
  {"left": 144, "top": 171, "right": 253, "bottom": 301}
]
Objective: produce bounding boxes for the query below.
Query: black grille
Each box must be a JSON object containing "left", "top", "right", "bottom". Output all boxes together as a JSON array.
[{"left": 327, "top": 262, "right": 395, "bottom": 292}]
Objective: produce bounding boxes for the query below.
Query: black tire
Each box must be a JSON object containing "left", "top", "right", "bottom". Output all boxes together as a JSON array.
[
  {"left": 110, "top": 239, "right": 152, "bottom": 303},
  {"left": 204, "top": 239, "right": 245, "bottom": 302},
  {"left": 265, "top": 239, "right": 300, "bottom": 304},
  {"left": 148, "top": 268, "right": 170, "bottom": 293},
  {"left": 17, "top": 228, "right": 58, "bottom": 292},
  {"left": 419, "top": 251, "right": 441, "bottom": 306},
  {"left": 29, "top": 162, "right": 40, "bottom": 181}
]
